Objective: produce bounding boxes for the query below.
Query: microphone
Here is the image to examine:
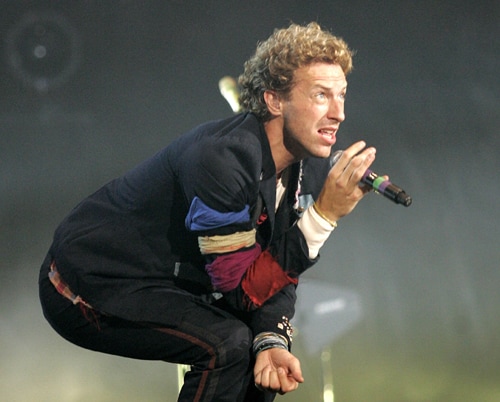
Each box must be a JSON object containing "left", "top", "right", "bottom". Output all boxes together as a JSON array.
[
  {"left": 330, "top": 150, "right": 412, "bottom": 207},
  {"left": 218, "top": 76, "right": 242, "bottom": 113},
  {"left": 361, "top": 169, "right": 412, "bottom": 207}
]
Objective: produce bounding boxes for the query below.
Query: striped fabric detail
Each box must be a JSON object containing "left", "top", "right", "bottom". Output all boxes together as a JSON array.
[
  {"left": 48, "top": 261, "right": 93, "bottom": 309},
  {"left": 198, "top": 229, "right": 256, "bottom": 255}
]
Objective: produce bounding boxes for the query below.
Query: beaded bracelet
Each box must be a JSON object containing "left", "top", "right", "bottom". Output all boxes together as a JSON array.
[{"left": 252, "top": 332, "right": 288, "bottom": 355}]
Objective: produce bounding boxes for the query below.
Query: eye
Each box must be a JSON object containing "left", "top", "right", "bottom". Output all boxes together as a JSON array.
[{"left": 315, "top": 92, "right": 327, "bottom": 100}]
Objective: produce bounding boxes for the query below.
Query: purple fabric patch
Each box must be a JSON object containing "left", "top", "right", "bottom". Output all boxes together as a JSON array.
[{"left": 205, "top": 244, "right": 261, "bottom": 292}]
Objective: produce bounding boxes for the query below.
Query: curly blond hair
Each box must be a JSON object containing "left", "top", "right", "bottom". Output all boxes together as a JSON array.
[{"left": 238, "top": 22, "right": 353, "bottom": 121}]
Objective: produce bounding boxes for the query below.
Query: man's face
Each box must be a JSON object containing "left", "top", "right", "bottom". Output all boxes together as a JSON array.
[{"left": 281, "top": 62, "right": 347, "bottom": 160}]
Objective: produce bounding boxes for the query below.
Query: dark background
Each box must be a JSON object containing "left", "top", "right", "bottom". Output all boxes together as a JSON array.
[{"left": 1, "top": 1, "right": 498, "bottom": 401}]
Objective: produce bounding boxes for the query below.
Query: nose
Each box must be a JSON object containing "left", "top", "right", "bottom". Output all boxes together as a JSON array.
[{"left": 328, "top": 99, "right": 345, "bottom": 123}]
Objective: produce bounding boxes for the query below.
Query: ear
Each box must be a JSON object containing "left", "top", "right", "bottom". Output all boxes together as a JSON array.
[{"left": 263, "top": 90, "right": 282, "bottom": 116}]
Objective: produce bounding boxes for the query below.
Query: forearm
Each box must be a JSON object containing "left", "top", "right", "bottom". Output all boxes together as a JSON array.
[{"left": 296, "top": 202, "right": 336, "bottom": 259}]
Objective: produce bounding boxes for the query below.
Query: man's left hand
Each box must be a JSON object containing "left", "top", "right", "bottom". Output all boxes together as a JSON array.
[{"left": 254, "top": 348, "right": 304, "bottom": 394}]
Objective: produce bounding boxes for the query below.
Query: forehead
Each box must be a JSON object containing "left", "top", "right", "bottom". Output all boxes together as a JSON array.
[{"left": 293, "top": 62, "right": 347, "bottom": 87}]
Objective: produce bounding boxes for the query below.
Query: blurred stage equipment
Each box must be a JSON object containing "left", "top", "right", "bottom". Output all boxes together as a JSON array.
[
  {"left": 218, "top": 76, "right": 242, "bottom": 113},
  {"left": 294, "top": 280, "right": 362, "bottom": 355},
  {"left": 4, "top": 10, "right": 81, "bottom": 93},
  {"left": 293, "top": 279, "right": 363, "bottom": 402}
]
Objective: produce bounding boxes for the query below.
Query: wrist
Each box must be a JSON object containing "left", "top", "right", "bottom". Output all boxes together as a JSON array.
[
  {"left": 312, "top": 202, "right": 338, "bottom": 228},
  {"left": 252, "top": 332, "right": 288, "bottom": 356}
]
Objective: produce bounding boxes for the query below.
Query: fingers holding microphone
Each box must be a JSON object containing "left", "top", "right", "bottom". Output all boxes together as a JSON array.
[
  {"left": 316, "top": 141, "right": 377, "bottom": 222},
  {"left": 334, "top": 141, "right": 377, "bottom": 192},
  {"left": 331, "top": 141, "right": 412, "bottom": 207}
]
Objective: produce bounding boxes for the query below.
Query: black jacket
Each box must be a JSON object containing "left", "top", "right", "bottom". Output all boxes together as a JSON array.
[{"left": 49, "top": 113, "right": 331, "bottom": 341}]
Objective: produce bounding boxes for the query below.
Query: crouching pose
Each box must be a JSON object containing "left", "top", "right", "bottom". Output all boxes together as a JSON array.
[{"left": 39, "top": 22, "right": 377, "bottom": 401}]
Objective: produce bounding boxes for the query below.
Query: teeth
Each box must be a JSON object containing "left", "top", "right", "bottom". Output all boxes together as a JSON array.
[{"left": 320, "top": 130, "right": 334, "bottom": 138}]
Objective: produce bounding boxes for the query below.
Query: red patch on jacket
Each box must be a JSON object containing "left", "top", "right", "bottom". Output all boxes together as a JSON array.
[{"left": 241, "top": 250, "right": 298, "bottom": 309}]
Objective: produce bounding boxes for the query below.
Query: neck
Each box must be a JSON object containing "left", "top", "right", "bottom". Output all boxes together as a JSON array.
[{"left": 264, "top": 117, "right": 297, "bottom": 177}]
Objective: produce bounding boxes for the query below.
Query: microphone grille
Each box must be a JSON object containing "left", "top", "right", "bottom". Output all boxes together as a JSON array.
[{"left": 329, "top": 150, "right": 343, "bottom": 168}]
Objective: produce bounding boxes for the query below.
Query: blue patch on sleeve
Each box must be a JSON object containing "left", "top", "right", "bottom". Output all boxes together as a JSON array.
[
  {"left": 185, "top": 196, "right": 251, "bottom": 231},
  {"left": 297, "top": 193, "right": 314, "bottom": 216}
]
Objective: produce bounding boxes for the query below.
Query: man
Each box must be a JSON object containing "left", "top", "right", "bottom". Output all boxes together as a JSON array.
[{"left": 39, "top": 22, "right": 377, "bottom": 401}]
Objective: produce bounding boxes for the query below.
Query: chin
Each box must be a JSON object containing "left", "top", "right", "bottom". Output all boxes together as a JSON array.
[{"left": 313, "top": 147, "right": 333, "bottom": 159}]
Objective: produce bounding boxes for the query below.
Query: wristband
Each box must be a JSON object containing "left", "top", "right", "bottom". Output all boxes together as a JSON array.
[{"left": 252, "top": 332, "right": 288, "bottom": 355}]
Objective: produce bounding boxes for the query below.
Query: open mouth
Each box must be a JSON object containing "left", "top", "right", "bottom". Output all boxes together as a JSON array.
[{"left": 319, "top": 129, "right": 336, "bottom": 139}]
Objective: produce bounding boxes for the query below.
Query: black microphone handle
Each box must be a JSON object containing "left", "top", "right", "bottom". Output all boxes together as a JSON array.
[{"left": 361, "top": 169, "right": 412, "bottom": 207}]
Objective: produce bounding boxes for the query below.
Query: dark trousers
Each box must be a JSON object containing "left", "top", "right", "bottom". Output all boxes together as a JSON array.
[{"left": 39, "top": 260, "right": 276, "bottom": 402}]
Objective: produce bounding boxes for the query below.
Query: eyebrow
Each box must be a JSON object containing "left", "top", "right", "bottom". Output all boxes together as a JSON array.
[{"left": 311, "top": 83, "right": 348, "bottom": 91}]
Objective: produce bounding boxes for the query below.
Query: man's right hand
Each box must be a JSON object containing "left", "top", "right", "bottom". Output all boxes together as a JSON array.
[{"left": 315, "top": 140, "right": 377, "bottom": 223}]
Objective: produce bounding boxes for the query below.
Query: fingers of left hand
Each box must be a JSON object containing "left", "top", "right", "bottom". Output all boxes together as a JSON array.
[
  {"left": 254, "top": 370, "right": 263, "bottom": 391},
  {"left": 256, "top": 366, "right": 301, "bottom": 394},
  {"left": 256, "top": 366, "right": 281, "bottom": 392},
  {"left": 277, "top": 368, "right": 300, "bottom": 394}
]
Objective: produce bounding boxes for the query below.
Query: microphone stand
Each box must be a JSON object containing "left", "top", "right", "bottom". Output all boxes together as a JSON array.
[
  {"left": 321, "top": 346, "right": 335, "bottom": 402},
  {"left": 177, "top": 364, "right": 190, "bottom": 395}
]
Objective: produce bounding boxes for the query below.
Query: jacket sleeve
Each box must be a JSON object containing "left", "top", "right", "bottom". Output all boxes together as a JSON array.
[
  {"left": 249, "top": 284, "right": 297, "bottom": 348},
  {"left": 179, "top": 128, "right": 326, "bottom": 315},
  {"left": 178, "top": 128, "right": 265, "bottom": 291},
  {"left": 234, "top": 159, "right": 327, "bottom": 311}
]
